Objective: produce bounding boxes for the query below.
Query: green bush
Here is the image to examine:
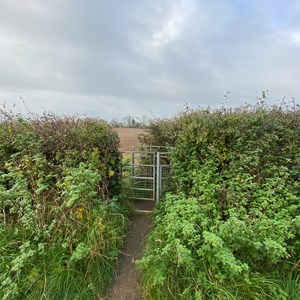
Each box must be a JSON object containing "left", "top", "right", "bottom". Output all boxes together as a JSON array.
[
  {"left": 138, "top": 103, "right": 300, "bottom": 299},
  {"left": 0, "top": 110, "right": 127, "bottom": 299}
]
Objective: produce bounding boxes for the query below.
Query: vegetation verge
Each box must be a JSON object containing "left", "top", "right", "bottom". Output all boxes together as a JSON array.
[
  {"left": 0, "top": 110, "right": 127, "bottom": 300},
  {"left": 138, "top": 102, "right": 300, "bottom": 299}
]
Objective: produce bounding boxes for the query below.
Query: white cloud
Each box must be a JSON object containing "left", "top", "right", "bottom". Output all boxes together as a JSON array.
[
  {"left": 289, "top": 31, "right": 300, "bottom": 46},
  {"left": 147, "top": 0, "right": 194, "bottom": 49}
]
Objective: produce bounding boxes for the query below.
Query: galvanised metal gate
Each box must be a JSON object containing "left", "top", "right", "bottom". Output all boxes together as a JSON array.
[{"left": 122, "top": 146, "right": 171, "bottom": 212}]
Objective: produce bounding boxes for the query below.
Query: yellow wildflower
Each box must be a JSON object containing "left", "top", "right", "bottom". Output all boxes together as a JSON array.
[
  {"left": 98, "top": 218, "right": 105, "bottom": 232},
  {"left": 74, "top": 207, "right": 84, "bottom": 220}
]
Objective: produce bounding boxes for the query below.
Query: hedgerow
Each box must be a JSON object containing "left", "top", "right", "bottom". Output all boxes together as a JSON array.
[
  {"left": 138, "top": 102, "right": 300, "bottom": 299},
  {"left": 0, "top": 109, "right": 127, "bottom": 299}
]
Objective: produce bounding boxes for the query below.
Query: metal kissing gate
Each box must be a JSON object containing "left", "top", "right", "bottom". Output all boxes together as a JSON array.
[{"left": 123, "top": 146, "right": 171, "bottom": 210}]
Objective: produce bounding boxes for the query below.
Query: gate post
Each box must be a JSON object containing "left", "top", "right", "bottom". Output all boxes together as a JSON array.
[
  {"left": 156, "top": 152, "right": 161, "bottom": 203},
  {"left": 153, "top": 152, "right": 156, "bottom": 201},
  {"left": 131, "top": 146, "right": 134, "bottom": 177}
]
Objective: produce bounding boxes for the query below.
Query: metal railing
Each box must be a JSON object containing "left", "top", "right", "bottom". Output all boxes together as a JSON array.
[{"left": 122, "top": 146, "right": 171, "bottom": 204}]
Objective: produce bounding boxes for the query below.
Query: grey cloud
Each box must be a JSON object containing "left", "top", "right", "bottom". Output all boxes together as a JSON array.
[{"left": 0, "top": 0, "right": 300, "bottom": 119}]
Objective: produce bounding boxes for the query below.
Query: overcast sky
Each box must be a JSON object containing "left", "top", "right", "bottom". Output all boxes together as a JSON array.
[{"left": 0, "top": 0, "right": 300, "bottom": 120}]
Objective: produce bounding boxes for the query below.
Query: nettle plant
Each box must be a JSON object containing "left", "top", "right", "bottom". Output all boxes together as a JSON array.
[
  {"left": 138, "top": 102, "right": 300, "bottom": 299},
  {"left": 0, "top": 111, "right": 126, "bottom": 299}
]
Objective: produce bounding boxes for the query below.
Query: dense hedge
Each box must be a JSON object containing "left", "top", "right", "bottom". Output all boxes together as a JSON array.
[
  {"left": 0, "top": 111, "right": 126, "bottom": 299},
  {"left": 138, "top": 103, "right": 300, "bottom": 299}
]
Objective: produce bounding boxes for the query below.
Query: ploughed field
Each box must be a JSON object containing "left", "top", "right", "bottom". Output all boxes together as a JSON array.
[{"left": 114, "top": 128, "right": 145, "bottom": 151}]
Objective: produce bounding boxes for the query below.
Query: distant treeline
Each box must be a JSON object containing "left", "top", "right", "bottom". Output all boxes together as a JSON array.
[{"left": 110, "top": 114, "right": 151, "bottom": 128}]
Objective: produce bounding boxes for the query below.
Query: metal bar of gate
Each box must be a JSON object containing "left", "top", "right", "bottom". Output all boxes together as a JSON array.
[
  {"left": 123, "top": 146, "right": 171, "bottom": 205},
  {"left": 156, "top": 152, "right": 160, "bottom": 203},
  {"left": 153, "top": 152, "right": 156, "bottom": 201},
  {"left": 131, "top": 146, "right": 134, "bottom": 177}
]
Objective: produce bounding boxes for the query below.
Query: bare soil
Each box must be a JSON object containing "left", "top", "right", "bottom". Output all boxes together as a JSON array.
[
  {"left": 106, "top": 215, "right": 152, "bottom": 300},
  {"left": 114, "top": 128, "right": 145, "bottom": 151}
]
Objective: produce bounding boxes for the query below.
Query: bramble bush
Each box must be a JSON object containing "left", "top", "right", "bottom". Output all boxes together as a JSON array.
[
  {"left": 0, "top": 109, "right": 127, "bottom": 299},
  {"left": 138, "top": 101, "right": 300, "bottom": 299}
]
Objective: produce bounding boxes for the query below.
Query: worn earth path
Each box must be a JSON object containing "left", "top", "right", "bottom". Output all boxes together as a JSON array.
[{"left": 106, "top": 214, "right": 152, "bottom": 300}]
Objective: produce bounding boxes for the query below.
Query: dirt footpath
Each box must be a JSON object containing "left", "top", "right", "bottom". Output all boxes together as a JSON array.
[
  {"left": 106, "top": 215, "right": 152, "bottom": 300},
  {"left": 107, "top": 127, "right": 150, "bottom": 299}
]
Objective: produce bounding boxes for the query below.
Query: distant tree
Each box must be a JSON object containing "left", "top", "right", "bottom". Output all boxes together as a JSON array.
[
  {"left": 110, "top": 118, "right": 122, "bottom": 127},
  {"left": 122, "top": 114, "right": 132, "bottom": 127},
  {"left": 116, "top": 114, "right": 152, "bottom": 128}
]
